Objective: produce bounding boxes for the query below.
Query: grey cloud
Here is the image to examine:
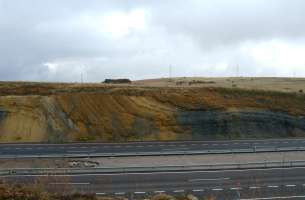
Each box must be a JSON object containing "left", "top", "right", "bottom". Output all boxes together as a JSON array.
[{"left": 0, "top": 0, "right": 304, "bottom": 81}]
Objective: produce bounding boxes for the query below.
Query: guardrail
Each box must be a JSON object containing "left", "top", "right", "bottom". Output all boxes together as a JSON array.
[
  {"left": 1, "top": 146, "right": 305, "bottom": 159},
  {"left": 1, "top": 160, "right": 305, "bottom": 176}
]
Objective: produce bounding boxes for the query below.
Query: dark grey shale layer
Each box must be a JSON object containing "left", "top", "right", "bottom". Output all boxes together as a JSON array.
[{"left": 178, "top": 110, "right": 305, "bottom": 139}]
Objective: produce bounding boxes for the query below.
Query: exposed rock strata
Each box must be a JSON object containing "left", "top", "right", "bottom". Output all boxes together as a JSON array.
[{"left": 0, "top": 83, "right": 304, "bottom": 142}]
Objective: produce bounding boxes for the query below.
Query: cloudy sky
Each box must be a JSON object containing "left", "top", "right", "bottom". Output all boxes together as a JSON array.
[{"left": 1, "top": 0, "right": 305, "bottom": 82}]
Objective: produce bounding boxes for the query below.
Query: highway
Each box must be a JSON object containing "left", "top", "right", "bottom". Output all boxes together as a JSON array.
[
  {"left": 3, "top": 167, "right": 305, "bottom": 199},
  {"left": 2, "top": 139, "right": 305, "bottom": 199},
  {"left": 1, "top": 138, "right": 305, "bottom": 157}
]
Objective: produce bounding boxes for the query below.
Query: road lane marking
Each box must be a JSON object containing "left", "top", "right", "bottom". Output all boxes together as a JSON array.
[
  {"left": 285, "top": 184, "right": 296, "bottom": 187},
  {"left": 134, "top": 192, "right": 146, "bottom": 194},
  {"left": 192, "top": 189, "right": 204, "bottom": 192},
  {"left": 115, "top": 192, "right": 125, "bottom": 195},
  {"left": 250, "top": 186, "right": 260, "bottom": 189},
  {"left": 154, "top": 191, "right": 165, "bottom": 193},
  {"left": 231, "top": 187, "right": 241, "bottom": 190},
  {"left": 212, "top": 188, "right": 223, "bottom": 191},
  {"left": 267, "top": 185, "right": 279, "bottom": 188},
  {"left": 173, "top": 190, "right": 184, "bottom": 193}
]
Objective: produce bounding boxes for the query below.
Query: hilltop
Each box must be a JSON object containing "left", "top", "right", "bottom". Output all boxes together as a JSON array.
[{"left": 0, "top": 77, "right": 304, "bottom": 143}]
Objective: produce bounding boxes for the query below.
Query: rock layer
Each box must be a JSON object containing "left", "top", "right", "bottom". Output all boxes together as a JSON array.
[{"left": 0, "top": 83, "right": 304, "bottom": 142}]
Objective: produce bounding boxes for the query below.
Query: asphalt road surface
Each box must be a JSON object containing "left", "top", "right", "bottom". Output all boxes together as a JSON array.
[
  {"left": 2, "top": 167, "right": 305, "bottom": 200},
  {"left": 0, "top": 138, "right": 305, "bottom": 157}
]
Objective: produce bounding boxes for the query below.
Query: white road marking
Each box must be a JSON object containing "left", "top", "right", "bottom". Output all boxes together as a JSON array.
[
  {"left": 240, "top": 195, "right": 305, "bottom": 200},
  {"left": 250, "top": 186, "right": 260, "bottom": 189},
  {"left": 115, "top": 192, "right": 125, "bottom": 195},
  {"left": 212, "top": 188, "right": 223, "bottom": 191},
  {"left": 192, "top": 189, "right": 204, "bottom": 192},
  {"left": 134, "top": 192, "right": 146, "bottom": 194},
  {"left": 173, "top": 190, "right": 184, "bottom": 193},
  {"left": 285, "top": 184, "right": 296, "bottom": 187},
  {"left": 231, "top": 187, "right": 241, "bottom": 190},
  {"left": 154, "top": 191, "right": 165, "bottom": 193},
  {"left": 267, "top": 185, "right": 279, "bottom": 188}
]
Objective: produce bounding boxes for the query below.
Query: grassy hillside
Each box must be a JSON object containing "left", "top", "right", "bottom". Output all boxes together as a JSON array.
[{"left": 0, "top": 78, "right": 304, "bottom": 142}]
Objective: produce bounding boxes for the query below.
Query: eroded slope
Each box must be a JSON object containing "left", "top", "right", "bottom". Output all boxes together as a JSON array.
[{"left": 0, "top": 82, "right": 304, "bottom": 142}]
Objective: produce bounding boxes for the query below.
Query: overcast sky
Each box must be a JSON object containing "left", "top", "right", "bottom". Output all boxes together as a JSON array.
[{"left": 1, "top": 0, "right": 305, "bottom": 82}]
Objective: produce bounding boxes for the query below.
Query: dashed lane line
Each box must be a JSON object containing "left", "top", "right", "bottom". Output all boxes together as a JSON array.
[
  {"left": 134, "top": 192, "right": 146, "bottom": 194},
  {"left": 231, "top": 187, "right": 242, "bottom": 190},
  {"left": 267, "top": 185, "right": 279, "bottom": 188},
  {"left": 212, "top": 188, "right": 223, "bottom": 191},
  {"left": 285, "top": 185, "right": 296, "bottom": 187},
  {"left": 173, "top": 190, "right": 185, "bottom": 193},
  {"left": 250, "top": 186, "right": 261, "bottom": 189},
  {"left": 114, "top": 192, "right": 125, "bottom": 195},
  {"left": 192, "top": 189, "right": 204, "bottom": 192}
]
